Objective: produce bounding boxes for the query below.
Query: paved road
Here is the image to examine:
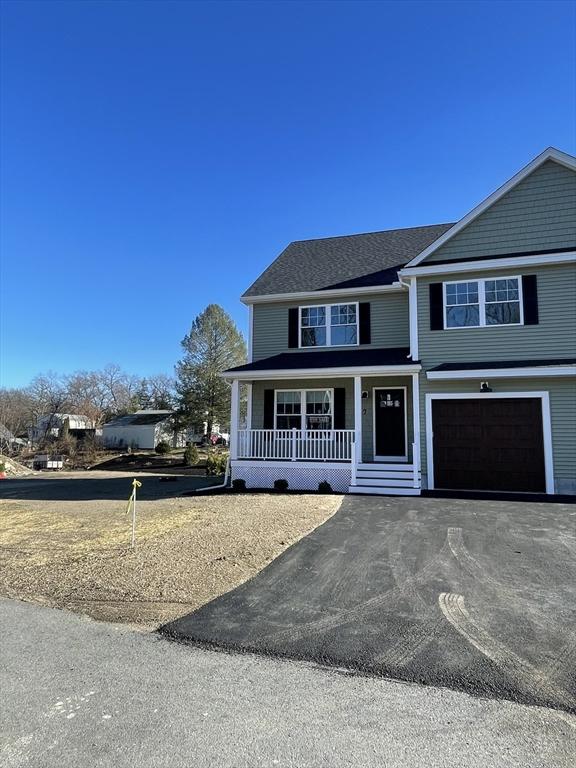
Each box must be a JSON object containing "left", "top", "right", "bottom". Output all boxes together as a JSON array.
[
  {"left": 1, "top": 599, "right": 575, "bottom": 767},
  {"left": 0, "top": 471, "right": 216, "bottom": 501},
  {"left": 164, "top": 495, "right": 576, "bottom": 712}
]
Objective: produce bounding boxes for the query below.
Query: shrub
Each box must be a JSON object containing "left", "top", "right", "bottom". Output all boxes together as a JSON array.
[
  {"left": 273, "top": 478, "right": 289, "bottom": 492},
  {"left": 0, "top": 462, "right": 6, "bottom": 474},
  {"left": 155, "top": 441, "right": 171, "bottom": 455},
  {"left": 206, "top": 450, "right": 229, "bottom": 475},
  {"left": 318, "top": 481, "right": 333, "bottom": 494},
  {"left": 232, "top": 478, "right": 246, "bottom": 492},
  {"left": 184, "top": 444, "right": 199, "bottom": 466}
]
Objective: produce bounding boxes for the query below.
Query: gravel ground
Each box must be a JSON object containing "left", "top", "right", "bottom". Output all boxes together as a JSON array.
[{"left": 0, "top": 492, "right": 341, "bottom": 626}]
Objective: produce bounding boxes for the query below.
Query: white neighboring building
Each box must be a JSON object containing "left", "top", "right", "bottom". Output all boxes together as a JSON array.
[
  {"left": 102, "top": 410, "right": 183, "bottom": 450},
  {"left": 29, "top": 414, "right": 95, "bottom": 442}
]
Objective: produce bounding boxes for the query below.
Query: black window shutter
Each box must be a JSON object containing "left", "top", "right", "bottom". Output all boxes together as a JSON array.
[
  {"left": 263, "top": 390, "right": 275, "bottom": 428},
  {"left": 359, "top": 303, "right": 371, "bottom": 344},
  {"left": 333, "top": 388, "right": 346, "bottom": 429},
  {"left": 522, "top": 275, "right": 539, "bottom": 325},
  {"left": 288, "top": 308, "right": 299, "bottom": 348},
  {"left": 429, "top": 283, "right": 444, "bottom": 330}
]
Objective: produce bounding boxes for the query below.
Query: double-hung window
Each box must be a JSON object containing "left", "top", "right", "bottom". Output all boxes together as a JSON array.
[
  {"left": 444, "top": 276, "right": 523, "bottom": 328},
  {"left": 300, "top": 303, "right": 358, "bottom": 347},
  {"left": 484, "top": 278, "right": 521, "bottom": 324},
  {"left": 275, "top": 389, "right": 333, "bottom": 430}
]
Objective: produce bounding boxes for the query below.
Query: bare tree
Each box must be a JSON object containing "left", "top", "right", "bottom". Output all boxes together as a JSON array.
[
  {"left": 144, "top": 374, "right": 176, "bottom": 410},
  {"left": 28, "top": 372, "right": 70, "bottom": 440},
  {"left": 0, "top": 388, "right": 35, "bottom": 438},
  {"left": 65, "top": 371, "right": 109, "bottom": 426},
  {"left": 97, "top": 364, "right": 140, "bottom": 418}
]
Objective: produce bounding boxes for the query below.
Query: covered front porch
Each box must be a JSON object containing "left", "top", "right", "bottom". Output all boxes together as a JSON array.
[{"left": 226, "top": 354, "right": 422, "bottom": 494}]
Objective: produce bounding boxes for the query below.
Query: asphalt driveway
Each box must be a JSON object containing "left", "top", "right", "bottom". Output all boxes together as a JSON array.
[{"left": 162, "top": 495, "right": 576, "bottom": 712}]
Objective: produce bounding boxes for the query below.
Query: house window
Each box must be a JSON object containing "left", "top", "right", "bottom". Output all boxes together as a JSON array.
[
  {"left": 300, "top": 306, "right": 326, "bottom": 347},
  {"left": 484, "top": 278, "right": 521, "bottom": 325},
  {"left": 275, "top": 390, "right": 333, "bottom": 430},
  {"left": 275, "top": 391, "right": 302, "bottom": 429},
  {"left": 445, "top": 282, "right": 480, "bottom": 328},
  {"left": 444, "top": 276, "right": 523, "bottom": 328},
  {"left": 300, "top": 303, "right": 358, "bottom": 347}
]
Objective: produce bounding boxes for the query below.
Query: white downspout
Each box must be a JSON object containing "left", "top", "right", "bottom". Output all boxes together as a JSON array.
[
  {"left": 193, "top": 456, "right": 231, "bottom": 493},
  {"left": 399, "top": 275, "right": 418, "bottom": 361}
]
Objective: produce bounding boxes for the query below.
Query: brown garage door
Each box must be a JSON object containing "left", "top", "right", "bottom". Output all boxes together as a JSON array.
[{"left": 432, "top": 397, "right": 546, "bottom": 492}]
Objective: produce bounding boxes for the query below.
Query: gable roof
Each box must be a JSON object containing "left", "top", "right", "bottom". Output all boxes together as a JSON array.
[
  {"left": 404, "top": 147, "right": 576, "bottom": 269},
  {"left": 242, "top": 223, "right": 454, "bottom": 298}
]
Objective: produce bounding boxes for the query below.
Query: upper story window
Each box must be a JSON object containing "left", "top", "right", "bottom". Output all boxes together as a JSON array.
[
  {"left": 444, "top": 277, "right": 523, "bottom": 328},
  {"left": 300, "top": 303, "right": 358, "bottom": 347}
]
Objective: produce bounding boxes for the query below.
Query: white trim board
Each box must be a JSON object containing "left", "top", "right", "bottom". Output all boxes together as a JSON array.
[
  {"left": 426, "top": 365, "right": 576, "bottom": 380},
  {"left": 400, "top": 251, "right": 576, "bottom": 278},
  {"left": 241, "top": 283, "right": 404, "bottom": 305},
  {"left": 407, "top": 277, "right": 419, "bottom": 359},
  {"left": 424, "top": 391, "right": 555, "bottom": 495},
  {"left": 372, "top": 386, "right": 408, "bottom": 462},
  {"left": 247, "top": 304, "right": 254, "bottom": 363},
  {"left": 405, "top": 147, "right": 576, "bottom": 269},
  {"left": 222, "top": 364, "right": 421, "bottom": 381}
]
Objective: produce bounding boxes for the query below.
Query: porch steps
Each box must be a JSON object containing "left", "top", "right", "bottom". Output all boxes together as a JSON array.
[{"left": 348, "top": 462, "right": 421, "bottom": 496}]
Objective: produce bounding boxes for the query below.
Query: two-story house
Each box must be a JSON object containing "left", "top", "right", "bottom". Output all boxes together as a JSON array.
[{"left": 223, "top": 147, "right": 576, "bottom": 496}]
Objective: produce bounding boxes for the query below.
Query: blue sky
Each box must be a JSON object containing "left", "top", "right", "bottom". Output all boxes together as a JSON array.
[{"left": 1, "top": 0, "right": 575, "bottom": 387}]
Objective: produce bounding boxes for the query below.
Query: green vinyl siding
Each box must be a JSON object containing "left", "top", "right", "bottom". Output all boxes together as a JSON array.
[
  {"left": 424, "top": 160, "right": 576, "bottom": 263},
  {"left": 251, "top": 291, "right": 409, "bottom": 361},
  {"left": 417, "top": 262, "right": 576, "bottom": 366},
  {"left": 418, "top": 377, "right": 576, "bottom": 493}
]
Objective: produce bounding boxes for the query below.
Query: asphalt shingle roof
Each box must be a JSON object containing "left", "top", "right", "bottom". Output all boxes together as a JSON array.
[
  {"left": 225, "top": 347, "right": 413, "bottom": 373},
  {"left": 243, "top": 223, "right": 455, "bottom": 297},
  {"left": 104, "top": 411, "right": 174, "bottom": 428}
]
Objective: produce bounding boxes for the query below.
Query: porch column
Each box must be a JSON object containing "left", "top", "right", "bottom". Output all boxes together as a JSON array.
[
  {"left": 354, "top": 375, "right": 362, "bottom": 467},
  {"left": 230, "top": 378, "right": 240, "bottom": 460},
  {"left": 411, "top": 372, "right": 421, "bottom": 485},
  {"left": 245, "top": 383, "right": 253, "bottom": 429}
]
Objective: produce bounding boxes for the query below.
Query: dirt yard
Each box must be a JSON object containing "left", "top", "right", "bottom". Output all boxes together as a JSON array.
[{"left": 0, "top": 476, "right": 341, "bottom": 627}]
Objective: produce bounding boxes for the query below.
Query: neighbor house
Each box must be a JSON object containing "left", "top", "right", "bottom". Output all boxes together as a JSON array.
[
  {"left": 102, "top": 410, "right": 183, "bottom": 450},
  {"left": 223, "top": 147, "right": 576, "bottom": 496},
  {"left": 29, "top": 413, "right": 96, "bottom": 443}
]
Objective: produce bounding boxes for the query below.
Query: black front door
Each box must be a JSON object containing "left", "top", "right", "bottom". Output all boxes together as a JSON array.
[{"left": 374, "top": 388, "right": 406, "bottom": 459}]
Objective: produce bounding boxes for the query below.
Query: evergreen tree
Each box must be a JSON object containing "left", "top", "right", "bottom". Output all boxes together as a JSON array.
[{"left": 176, "top": 304, "right": 246, "bottom": 436}]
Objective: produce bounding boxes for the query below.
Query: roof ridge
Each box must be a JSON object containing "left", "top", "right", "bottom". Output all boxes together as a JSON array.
[{"left": 289, "top": 222, "right": 455, "bottom": 246}]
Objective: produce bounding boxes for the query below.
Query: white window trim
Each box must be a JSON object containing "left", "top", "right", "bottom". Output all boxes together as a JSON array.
[
  {"left": 442, "top": 275, "right": 524, "bottom": 330},
  {"left": 372, "top": 386, "right": 408, "bottom": 462},
  {"left": 274, "top": 388, "right": 335, "bottom": 431},
  {"left": 425, "top": 392, "right": 554, "bottom": 495},
  {"left": 299, "top": 302, "right": 360, "bottom": 348}
]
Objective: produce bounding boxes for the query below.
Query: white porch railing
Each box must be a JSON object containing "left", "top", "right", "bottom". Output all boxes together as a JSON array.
[{"left": 237, "top": 429, "right": 355, "bottom": 462}]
